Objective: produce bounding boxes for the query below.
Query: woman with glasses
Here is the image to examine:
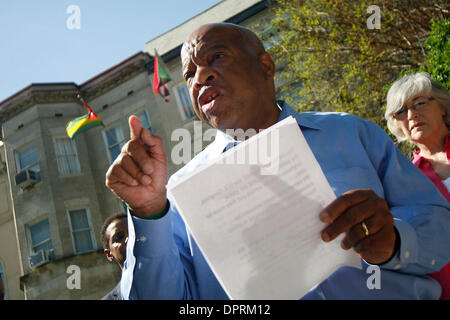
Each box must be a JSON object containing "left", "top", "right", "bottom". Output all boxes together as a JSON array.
[{"left": 385, "top": 72, "right": 450, "bottom": 300}]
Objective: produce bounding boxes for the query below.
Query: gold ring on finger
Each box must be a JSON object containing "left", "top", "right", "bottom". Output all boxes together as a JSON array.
[{"left": 361, "top": 221, "right": 369, "bottom": 237}]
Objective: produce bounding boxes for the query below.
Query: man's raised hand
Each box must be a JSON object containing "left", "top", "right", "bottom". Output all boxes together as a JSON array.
[{"left": 105, "top": 115, "right": 168, "bottom": 217}]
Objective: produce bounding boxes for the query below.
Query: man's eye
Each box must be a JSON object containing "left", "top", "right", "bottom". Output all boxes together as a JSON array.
[
  {"left": 397, "top": 108, "right": 407, "bottom": 114},
  {"left": 212, "top": 53, "right": 225, "bottom": 61}
]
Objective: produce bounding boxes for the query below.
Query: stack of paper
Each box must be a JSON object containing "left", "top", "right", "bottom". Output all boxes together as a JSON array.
[{"left": 168, "top": 116, "right": 361, "bottom": 299}]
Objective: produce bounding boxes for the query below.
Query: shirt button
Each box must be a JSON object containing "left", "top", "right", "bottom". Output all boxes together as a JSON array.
[
  {"left": 394, "top": 264, "right": 401, "bottom": 270},
  {"left": 404, "top": 251, "right": 410, "bottom": 259},
  {"left": 138, "top": 236, "right": 147, "bottom": 242},
  {"left": 431, "top": 259, "right": 436, "bottom": 266}
]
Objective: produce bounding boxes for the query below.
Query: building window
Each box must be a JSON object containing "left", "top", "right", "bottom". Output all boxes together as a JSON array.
[
  {"left": 15, "top": 144, "right": 40, "bottom": 181},
  {"left": 260, "top": 26, "right": 282, "bottom": 51},
  {"left": 53, "top": 137, "right": 81, "bottom": 175},
  {"left": 135, "top": 109, "right": 152, "bottom": 132},
  {"left": 68, "top": 208, "right": 95, "bottom": 254},
  {"left": 103, "top": 124, "right": 125, "bottom": 163},
  {"left": 28, "top": 218, "right": 53, "bottom": 254},
  {"left": 174, "top": 83, "right": 196, "bottom": 121},
  {"left": 0, "top": 263, "right": 6, "bottom": 300}
]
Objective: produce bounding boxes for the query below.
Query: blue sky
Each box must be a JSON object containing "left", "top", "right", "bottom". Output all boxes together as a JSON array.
[{"left": 0, "top": 0, "right": 222, "bottom": 102}]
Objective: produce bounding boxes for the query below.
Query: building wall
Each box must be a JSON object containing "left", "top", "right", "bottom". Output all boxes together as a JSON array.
[
  {"left": 0, "top": 0, "right": 272, "bottom": 299},
  {"left": 20, "top": 250, "right": 120, "bottom": 300},
  {"left": 1, "top": 99, "right": 121, "bottom": 299},
  {"left": 0, "top": 144, "right": 25, "bottom": 299},
  {"left": 0, "top": 65, "right": 160, "bottom": 299},
  {"left": 145, "top": 0, "right": 264, "bottom": 55}
]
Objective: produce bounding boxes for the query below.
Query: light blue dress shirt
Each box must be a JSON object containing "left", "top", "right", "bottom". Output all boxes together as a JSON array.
[{"left": 121, "top": 101, "right": 450, "bottom": 300}]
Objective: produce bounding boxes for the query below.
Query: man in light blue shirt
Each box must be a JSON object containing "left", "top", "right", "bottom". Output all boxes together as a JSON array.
[{"left": 105, "top": 23, "right": 449, "bottom": 300}]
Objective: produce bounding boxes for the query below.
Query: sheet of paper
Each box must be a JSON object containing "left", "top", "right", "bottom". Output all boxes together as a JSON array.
[{"left": 168, "top": 116, "right": 361, "bottom": 300}]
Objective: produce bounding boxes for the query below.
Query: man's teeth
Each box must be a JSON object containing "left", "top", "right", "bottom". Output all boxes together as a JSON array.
[{"left": 206, "top": 94, "right": 218, "bottom": 103}]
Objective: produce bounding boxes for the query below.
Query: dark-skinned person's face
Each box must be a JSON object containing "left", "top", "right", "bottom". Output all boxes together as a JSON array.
[
  {"left": 104, "top": 218, "right": 128, "bottom": 270},
  {"left": 181, "top": 24, "right": 278, "bottom": 133}
]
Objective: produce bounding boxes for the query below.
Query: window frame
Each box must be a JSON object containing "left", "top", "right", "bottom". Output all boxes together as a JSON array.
[
  {"left": 173, "top": 82, "right": 196, "bottom": 121},
  {"left": 26, "top": 217, "right": 53, "bottom": 255},
  {"left": 14, "top": 143, "right": 40, "bottom": 181},
  {"left": 135, "top": 108, "right": 152, "bottom": 132},
  {"left": 260, "top": 26, "right": 282, "bottom": 51},
  {"left": 52, "top": 136, "right": 81, "bottom": 176},
  {"left": 102, "top": 123, "right": 126, "bottom": 163},
  {"left": 66, "top": 207, "right": 97, "bottom": 254},
  {"left": 0, "top": 262, "right": 6, "bottom": 300}
]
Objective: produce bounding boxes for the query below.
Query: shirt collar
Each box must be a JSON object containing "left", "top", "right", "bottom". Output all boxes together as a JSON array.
[
  {"left": 276, "top": 100, "right": 321, "bottom": 130},
  {"left": 212, "top": 100, "right": 320, "bottom": 154},
  {"left": 412, "top": 149, "right": 423, "bottom": 166}
]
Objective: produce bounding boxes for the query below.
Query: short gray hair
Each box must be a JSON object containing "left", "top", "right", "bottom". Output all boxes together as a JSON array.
[{"left": 385, "top": 72, "right": 450, "bottom": 142}]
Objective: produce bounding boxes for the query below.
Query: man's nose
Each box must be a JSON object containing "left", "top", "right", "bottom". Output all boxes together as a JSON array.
[{"left": 194, "top": 66, "right": 215, "bottom": 89}]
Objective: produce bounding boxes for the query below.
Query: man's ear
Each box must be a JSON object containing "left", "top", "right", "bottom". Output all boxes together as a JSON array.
[
  {"left": 259, "top": 52, "right": 275, "bottom": 79},
  {"left": 104, "top": 249, "right": 114, "bottom": 262}
]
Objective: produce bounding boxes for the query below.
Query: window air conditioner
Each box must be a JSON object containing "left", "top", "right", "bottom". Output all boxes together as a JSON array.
[
  {"left": 28, "top": 249, "right": 54, "bottom": 268},
  {"left": 45, "top": 249, "right": 55, "bottom": 261},
  {"left": 15, "top": 169, "right": 38, "bottom": 189},
  {"left": 29, "top": 250, "right": 45, "bottom": 268}
]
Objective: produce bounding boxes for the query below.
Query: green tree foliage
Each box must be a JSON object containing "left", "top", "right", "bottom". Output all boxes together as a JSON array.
[
  {"left": 255, "top": 0, "right": 448, "bottom": 135},
  {"left": 393, "top": 17, "right": 450, "bottom": 158},
  {"left": 421, "top": 18, "right": 450, "bottom": 90}
]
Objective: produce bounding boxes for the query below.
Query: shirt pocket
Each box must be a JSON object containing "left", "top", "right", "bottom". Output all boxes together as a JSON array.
[{"left": 325, "top": 166, "right": 384, "bottom": 198}]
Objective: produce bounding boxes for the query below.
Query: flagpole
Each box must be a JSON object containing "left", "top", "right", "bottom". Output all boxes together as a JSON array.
[
  {"left": 75, "top": 93, "right": 122, "bottom": 149},
  {"left": 76, "top": 93, "right": 94, "bottom": 114}
]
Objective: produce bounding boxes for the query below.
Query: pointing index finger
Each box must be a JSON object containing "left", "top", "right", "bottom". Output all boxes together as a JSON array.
[{"left": 129, "top": 115, "right": 143, "bottom": 140}]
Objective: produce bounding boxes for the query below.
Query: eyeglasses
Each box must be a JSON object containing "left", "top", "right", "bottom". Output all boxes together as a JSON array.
[{"left": 393, "top": 97, "right": 435, "bottom": 120}]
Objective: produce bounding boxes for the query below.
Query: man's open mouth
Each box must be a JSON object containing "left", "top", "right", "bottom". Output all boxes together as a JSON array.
[
  {"left": 199, "top": 87, "right": 222, "bottom": 114},
  {"left": 199, "top": 87, "right": 221, "bottom": 105}
]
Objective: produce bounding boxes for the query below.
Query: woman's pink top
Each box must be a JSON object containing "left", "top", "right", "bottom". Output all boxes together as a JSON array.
[{"left": 412, "top": 134, "right": 450, "bottom": 300}]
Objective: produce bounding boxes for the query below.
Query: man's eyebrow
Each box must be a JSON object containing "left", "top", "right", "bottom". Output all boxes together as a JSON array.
[
  {"left": 182, "top": 44, "right": 230, "bottom": 71},
  {"left": 191, "top": 43, "right": 230, "bottom": 59},
  {"left": 412, "top": 96, "right": 426, "bottom": 101},
  {"left": 204, "top": 44, "right": 229, "bottom": 51}
]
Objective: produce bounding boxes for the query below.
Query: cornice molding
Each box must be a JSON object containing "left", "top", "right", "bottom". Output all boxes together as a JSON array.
[
  {"left": 81, "top": 58, "right": 148, "bottom": 101},
  {"left": 0, "top": 52, "right": 152, "bottom": 125}
]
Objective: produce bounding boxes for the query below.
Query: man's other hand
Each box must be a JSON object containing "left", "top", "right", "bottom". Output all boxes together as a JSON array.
[{"left": 320, "top": 189, "right": 397, "bottom": 265}]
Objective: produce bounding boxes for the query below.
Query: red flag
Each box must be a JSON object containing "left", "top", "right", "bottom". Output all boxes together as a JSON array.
[{"left": 153, "top": 50, "right": 171, "bottom": 102}]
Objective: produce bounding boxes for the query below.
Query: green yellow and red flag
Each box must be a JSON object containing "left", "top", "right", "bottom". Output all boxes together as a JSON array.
[
  {"left": 66, "top": 95, "right": 104, "bottom": 139},
  {"left": 153, "top": 49, "right": 171, "bottom": 102}
]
